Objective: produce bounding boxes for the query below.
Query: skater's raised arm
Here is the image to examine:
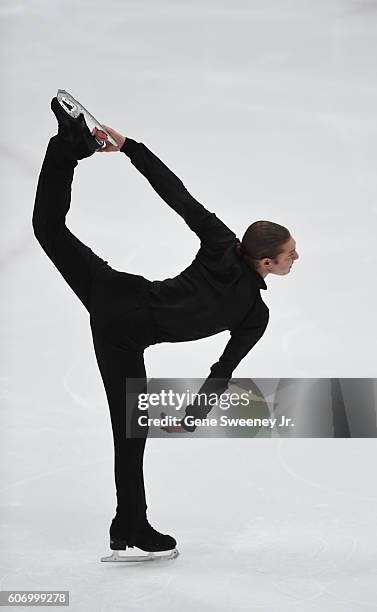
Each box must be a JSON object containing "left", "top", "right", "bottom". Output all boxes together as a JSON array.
[
  {"left": 122, "top": 138, "right": 236, "bottom": 247},
  {"left": 97, "top": 125, "right": 236, "bottom": 248},
  {"left": 180, "top": 304, "right": 269, "bottom": 432}
]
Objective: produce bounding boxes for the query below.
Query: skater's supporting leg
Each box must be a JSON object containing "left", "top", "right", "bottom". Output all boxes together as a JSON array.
[
  {"left": 91, "top": 333, "right": 150, "bottom": 536},
  {"left": 32, "top": 135, "right": 108, "bottom": 312}
]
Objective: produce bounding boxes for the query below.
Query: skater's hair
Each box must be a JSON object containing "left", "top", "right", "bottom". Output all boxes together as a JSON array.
[{"left": 234, "top": 221, "right": 290, "bottom": 269}]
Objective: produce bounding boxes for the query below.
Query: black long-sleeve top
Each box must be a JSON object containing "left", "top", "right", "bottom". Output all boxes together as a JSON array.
[{"left": 120, "top": 138, "right": 269, "bottom": 431}]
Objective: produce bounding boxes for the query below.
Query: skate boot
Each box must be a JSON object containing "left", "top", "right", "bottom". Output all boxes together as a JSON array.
[
  {"left": 101, "top": 520, "right": 179, "bottom": 563},
  {"left": 50, "top": 96, "right": 102, "bottom": 160}
]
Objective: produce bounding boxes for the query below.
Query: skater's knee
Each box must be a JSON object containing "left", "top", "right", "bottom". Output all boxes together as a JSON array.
[
  {"left": 32, "top": 213, "right": 47, "bottom": 244},
  {"left": 32, "top": 215, "right": 42, "bottom": 241}
]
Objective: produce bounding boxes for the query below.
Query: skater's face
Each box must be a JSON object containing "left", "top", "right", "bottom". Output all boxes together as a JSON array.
[{"left": 257, "top": 236, "right": 299, "bottom": 277}]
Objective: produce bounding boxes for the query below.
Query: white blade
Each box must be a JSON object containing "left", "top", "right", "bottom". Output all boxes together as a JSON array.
[
  {"left": 100, "top": 548, "right": 179, "bottom": 562},
  {"left": 56, "top": 89, "right": 118, "bottom": 147}
]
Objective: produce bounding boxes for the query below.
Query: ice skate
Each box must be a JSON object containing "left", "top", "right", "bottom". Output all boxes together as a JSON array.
[
  {"left": 56, "top": 89, "right": 118, "bottom": 147},
  {"left": 51, "top": 96, "right": 105, "bottom": 160},
  {"left": 101, "top": 520, "right": 179, "bottom": 563}
]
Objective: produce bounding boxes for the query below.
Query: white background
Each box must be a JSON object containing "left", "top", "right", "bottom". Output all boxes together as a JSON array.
[{"left": 1, "top": 0, "right": 377, "bottom": 610}]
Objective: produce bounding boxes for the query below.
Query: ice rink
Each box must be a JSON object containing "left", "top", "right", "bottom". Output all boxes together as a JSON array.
[{"left": 1, "top": 0, "right": 377, "bottom": 610}]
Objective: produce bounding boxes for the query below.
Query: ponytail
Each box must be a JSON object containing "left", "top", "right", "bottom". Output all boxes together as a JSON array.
[{"left": 234, "top": 241, "right": 244, "bottom": 258}]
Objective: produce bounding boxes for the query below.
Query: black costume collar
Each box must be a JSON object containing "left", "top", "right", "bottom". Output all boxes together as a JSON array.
[
  {"left": 239, "top": 257, "right": 267, "bottom": 290},
  {"left": 252, "top": 269, "right": 267, "bottom": 290}
]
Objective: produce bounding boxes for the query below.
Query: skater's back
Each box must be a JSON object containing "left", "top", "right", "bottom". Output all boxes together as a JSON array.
[{"left": 95, "top": 136, "right": 270, "bottom": 377}]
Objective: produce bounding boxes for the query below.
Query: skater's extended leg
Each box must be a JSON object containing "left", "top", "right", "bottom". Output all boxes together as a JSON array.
[{"left": 32, "top": 135, "right": 108, "bottom": 312}]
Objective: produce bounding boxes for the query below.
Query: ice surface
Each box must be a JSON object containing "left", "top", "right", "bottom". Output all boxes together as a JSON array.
[{"left": 1, "top": 0, "right": 377, "bottom": 610}]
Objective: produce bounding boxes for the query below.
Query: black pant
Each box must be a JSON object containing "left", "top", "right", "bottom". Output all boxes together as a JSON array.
[{"left": 32, "top": 136, "right": 156, "bottom": 537}]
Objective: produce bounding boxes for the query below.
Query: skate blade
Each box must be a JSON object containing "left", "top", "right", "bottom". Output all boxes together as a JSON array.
[
  {"left": 56, "top": 89, "right": 118, "bottom": 147},
  {"left": 100, "top": 548, "right": 179, "bottom": 563}
]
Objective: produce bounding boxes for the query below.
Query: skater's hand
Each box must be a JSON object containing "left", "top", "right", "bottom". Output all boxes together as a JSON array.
[
  {"left": 94, "top": 124, "right": 126, "bottom": 153},
  {"left": 91, "top": 127, "right": 109, "bottom": 146},
  {"left": 160, "top": 412, "right": 189, "bottom": 434}
]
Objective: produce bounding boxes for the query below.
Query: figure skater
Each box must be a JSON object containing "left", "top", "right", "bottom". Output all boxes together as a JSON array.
[{"left": 32, "top": 97, "right": 299, "bottom": 560}]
